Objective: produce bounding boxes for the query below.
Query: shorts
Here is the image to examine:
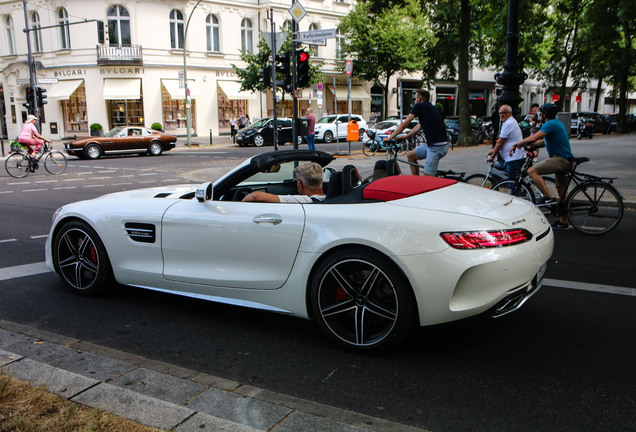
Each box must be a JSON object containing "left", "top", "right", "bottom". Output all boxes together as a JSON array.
[
  {"left": 414, "top": 143, "right": 449, "bottom": 175},
  {"left": 533, "top": 156, "right": 573, "bottom": 188}
]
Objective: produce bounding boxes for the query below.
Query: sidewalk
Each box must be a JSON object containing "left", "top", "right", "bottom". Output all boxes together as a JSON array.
[{"left": 0, "top": 321, "right": 426, "bottom": 432}]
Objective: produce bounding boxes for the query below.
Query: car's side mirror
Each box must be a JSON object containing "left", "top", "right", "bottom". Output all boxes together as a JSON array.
[{"left": 195, "top": 182, "right": 213, "bottom": 202}]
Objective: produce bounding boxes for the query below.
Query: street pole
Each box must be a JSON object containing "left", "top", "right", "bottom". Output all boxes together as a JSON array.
[
  {"left": 183, "top": 0, "right": 203, "bottom": 147},
  {"left": 268, "top": 9, "right": 279, "bottom": 151},
  {"left": 22, "top": 0, "right": 39, "bottom": 125},
  {"left": 291, "top": 2, "right": 299, "bottom": 150},
  {"left": 494, "top": 0, "right": 527, "bottom": 118}
]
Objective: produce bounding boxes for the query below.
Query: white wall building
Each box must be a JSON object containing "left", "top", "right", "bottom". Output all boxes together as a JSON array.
[{"left": 0, "top": 0, "right": 631, "bottom": 141}]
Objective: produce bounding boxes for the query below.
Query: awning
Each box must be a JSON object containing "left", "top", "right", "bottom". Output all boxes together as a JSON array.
[
  {"left": 217, "top": 81, "right": 257, "bottom": 100},
  {"left": 47, "top": 79, "right": 83, "bottom": 100},
  {"left": 327, "top": 85, "right": 371, "bottom": 100},
  {"left": 103, "top": 78, "right": 141, "bottom": 100},
  {"left": 161, "top": 79, "right": 203, "bottom": 100}
]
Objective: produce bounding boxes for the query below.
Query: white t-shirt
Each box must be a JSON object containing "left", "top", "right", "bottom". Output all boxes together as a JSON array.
[
  {"left": 499, "top": 116, "right": 524, "bottom": 162},
  {"left": 278, "top": 194, "right": 325, "bottom": 203}
]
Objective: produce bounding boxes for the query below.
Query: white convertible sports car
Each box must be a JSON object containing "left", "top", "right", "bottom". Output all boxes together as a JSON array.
[{"left": 46, "top": 150, "right": 553, "bottom": 352}]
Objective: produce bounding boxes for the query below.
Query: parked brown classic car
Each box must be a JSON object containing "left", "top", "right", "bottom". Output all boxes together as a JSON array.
[{"left": 64, "top": 126, "right": 177, "bottom": 159}]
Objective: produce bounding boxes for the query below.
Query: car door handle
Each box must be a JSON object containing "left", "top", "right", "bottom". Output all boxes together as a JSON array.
[{"left": 253, "top": 214, "right": 282, "bottom": 225}]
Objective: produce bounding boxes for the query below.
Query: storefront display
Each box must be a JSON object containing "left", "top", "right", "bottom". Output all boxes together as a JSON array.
[{"left": 61, "top": 82, "right": 87, "bottom": 134}]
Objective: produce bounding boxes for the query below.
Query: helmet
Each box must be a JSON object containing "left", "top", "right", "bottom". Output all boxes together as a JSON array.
[{"left": 539, "top": 103, "right": 559, "bottom": 119}]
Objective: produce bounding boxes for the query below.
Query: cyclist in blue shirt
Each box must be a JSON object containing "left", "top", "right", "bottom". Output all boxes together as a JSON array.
[
  {"left": 512, "top": 103, "right": 574, "bottom": 229},
  {"left": 384, "top": 89, "right": 449, "bottom": 176}
]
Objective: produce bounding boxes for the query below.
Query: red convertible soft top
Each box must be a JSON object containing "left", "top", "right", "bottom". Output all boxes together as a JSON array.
[{"left": 363, "top": 175, "right": 457, "bottom": 202}]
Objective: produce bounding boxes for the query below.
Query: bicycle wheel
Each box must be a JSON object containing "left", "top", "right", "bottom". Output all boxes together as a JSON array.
[
  {"left": 362, "top": 142, "right": 378, "bottom": 156},
  {"left": 465, "top": 174, "right": 493, "bottom": 189},
  {"left": 5, "top": 153, "right": 32, "bottom": 178},
  {"left": 44, "top": 150, "right": 68, "bottom": 175},
  {"left": 492, "top": 180, "right": 535, "bottom": 203},
  {"left": 566, "top": 181, "right": 623, "bottom": 235},
  {"left": 529, "top": 176, "right": 557, "bottom": 202}
]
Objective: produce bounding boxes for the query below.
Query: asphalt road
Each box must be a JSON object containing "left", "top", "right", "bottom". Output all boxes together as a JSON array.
[{"left": 1, "top": 136, "right": 635, "bottom": 432}]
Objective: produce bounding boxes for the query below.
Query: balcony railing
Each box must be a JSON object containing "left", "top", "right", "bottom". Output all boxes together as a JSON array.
[{"left": 96, "top": 44, "right": 143, "bottom": 65}]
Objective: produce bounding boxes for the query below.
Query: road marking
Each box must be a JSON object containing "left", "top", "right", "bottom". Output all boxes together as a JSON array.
[
  {"left": 111, "top": 182, "right": 132, "bottom": 186},
  {"left": 63, "top": 178, "right": 84, "bottom": 182},
  {"left": 0, "top": 191, "right": 13, "bottom": 194},
  {"left": 23, "top": 188, "right": 48, "bottom": 192},
  {"left": 8, "top": 182, "right": 29, "bottom": 185},
  {"left": 83, "top": 184, "right": 105, "bottom": 188},
  {"left": 53, "top": 186, "right": 77, "bottom": 190},
  {"left": 0, "top": 262, "right": 50, "bottom": 281},
  {"left": 35, "top": 180, "right": 58, "bottom": 184},
  {"left": 30, "top": 234, "right": 49, "bottom": 239},
  {"left": 0, "top": 239, "right": 17, "bottom": 244},
  {"left": 544, "top": 278, "right": 635, "bottom": 297},
  {"left": 139, "top": 173, "right": 156, "bottom": 176}
]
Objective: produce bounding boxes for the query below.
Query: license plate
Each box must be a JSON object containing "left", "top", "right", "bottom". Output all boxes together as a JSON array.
[{"left": 536, "top": 262, "right": 547, "bottom": 283}]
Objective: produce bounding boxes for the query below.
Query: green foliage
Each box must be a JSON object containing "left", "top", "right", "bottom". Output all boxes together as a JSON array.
[
  {"left": 89, "top": 123, "right": 102, "bottom": 131},
  {"left": 151, "top": 122, "right": 163, "bottom": 131}
]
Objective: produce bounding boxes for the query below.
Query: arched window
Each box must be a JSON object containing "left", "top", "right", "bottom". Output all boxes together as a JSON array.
[
  {"left": 241, "top": 18, "right": 253, "bottom": 53},
  {"left": 107, "top": 5, "right": 131, "bottom": 45},
  {"left": 206, "top": 14, "right": 219, "bottom": 52},
  {"left": 309, "top": 23, "right": 320, "bottom": 57},
  {"left": 170, "top": 10, "right": 184, "bottom": 49},
  {"left": 5, "top": 16, "right": 15, "bottom": 55},
  {"left": 58, "top": 8, "right": 70, "bottom": 49},
  {"left": 31, "top": 12, "right": 43, "bottom": 53}
]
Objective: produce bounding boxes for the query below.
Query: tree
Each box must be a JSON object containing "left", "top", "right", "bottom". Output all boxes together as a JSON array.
[{"left": 338, "top": 0, "right": 433, "bottom": 119}]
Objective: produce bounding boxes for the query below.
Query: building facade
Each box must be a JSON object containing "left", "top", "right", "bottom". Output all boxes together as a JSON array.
[{"left": 0, "top": 0, "right": 631, "bottom": 141}]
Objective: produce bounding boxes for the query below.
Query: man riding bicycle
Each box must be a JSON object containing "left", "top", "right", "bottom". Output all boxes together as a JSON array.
[
  {"left": 511, "top": 103, "right": 574, "bottom": 230},
  {"left": 18, "top": 114, "right": 51, "bottom": 157},
  {"left": 384, "top": 89, "right": 448, "bottom": 176}
]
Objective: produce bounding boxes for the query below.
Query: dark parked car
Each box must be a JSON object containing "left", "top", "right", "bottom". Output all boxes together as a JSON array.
[
  {"left": 444, "top": 116, "right": 481, "bottom": 144},
  {"left": 564, "top": 112, "right": 608, "bottom": 135},
  {"left": 64, "top": 126, "right": 176, "bottom": 160},
  {"left": 235, "top": 117, "right": 302, "bottom": 147}
]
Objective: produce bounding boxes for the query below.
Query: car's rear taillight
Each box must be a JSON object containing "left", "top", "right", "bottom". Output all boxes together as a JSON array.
[{"left": 440, "top": 229, "right": 533, "bottom": 249}]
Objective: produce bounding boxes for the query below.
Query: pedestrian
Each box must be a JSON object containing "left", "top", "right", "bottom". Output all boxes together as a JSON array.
[
  {"left": 384, "top": 89, "right": 449, "bottom": 176},
  {"left": 487, "top": 105, "right": 525, "bottom": 181},
  {"left": 238, "top": 114, "right": 246, "bottom": 129},
  {"left": 18, "top": 114, "right": 51, "bottom": 157},
  {"left": 306, "top": 108, "right": 316, "bottom": 151},
  {"left": 529, "top": 103, "right": 541, "bottom": 135},
  {"left": 245, "top": 114, "right": 251, "bottom": 126}
]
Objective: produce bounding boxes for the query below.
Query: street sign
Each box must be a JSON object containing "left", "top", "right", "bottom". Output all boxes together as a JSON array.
[
  {"left": 262, "top": 31, "right": 288, "bottom": 54},
  {"left": 299, "top": 28, "right": 337, "bottom": 42},
  {"left": 17, "top": 78, "right": 30, "bottom": 85},
  {"left": 38, "top": 78, "right": 58, "bottom": 84},
  {"left": 345, "top": 60, "right": 353, "bottom": 77},
  {"left": 289, "top": 3, "right": 306, "bottom": 23},
  {"left": 178, "top": 71, "right": 185, "bottom": 89}
]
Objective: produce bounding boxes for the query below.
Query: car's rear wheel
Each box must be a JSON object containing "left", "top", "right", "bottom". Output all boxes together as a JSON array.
[
  {"left": 310, "top": 248, "right": 416, "bottom": 352},
  {"left": 253, "top": 134, "right": 264, "bottom": 147},
  {"left": 148, "top": 141, "right": 163, "bottom": 156},
  {"left": 52, "top": 220, "right": 113, "bottom": 296},
  {"left": 85, "top": 144, "right": 102, "bottom": 160},
  {"left": 323, "top": 130, "right": 333, "bottom": 143}
]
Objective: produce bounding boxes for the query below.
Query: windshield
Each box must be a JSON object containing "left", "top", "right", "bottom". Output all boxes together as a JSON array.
[
  {"left": 247, "top": 118, "right": 270, "bottom": 129},
  {"left": 105, "top": 127, "right": 125, "bottom": 137},
  {"left": 317, "top": 117, "right": 335, "bottom": 124}
]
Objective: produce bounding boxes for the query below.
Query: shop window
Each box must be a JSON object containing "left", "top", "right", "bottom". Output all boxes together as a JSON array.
[
  {"left": 161, "top": 85, "right": 195, "bottom": 131},
  {"left": 61, "top": 82, "right": 87, "bottom": 133},
  {"left": 217, "top": 86, "right": 247, "bottom": 134},
  {"left": 107, "top": 99, "right": 144, "bottom": 130}
]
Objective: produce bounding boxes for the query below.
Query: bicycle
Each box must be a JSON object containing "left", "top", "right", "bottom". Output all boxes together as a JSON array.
[
  {"left": 362, "top": 130, "right": 408, "bottom": 157},
  {"left": 466, "top": 154, "right": 557, "bottom": 200},
  {"left": 5, "top": 141, "right": 67, "bottom": 178},
  {"left": 492, "top": 153, "right": 623, "bottom": 235}
]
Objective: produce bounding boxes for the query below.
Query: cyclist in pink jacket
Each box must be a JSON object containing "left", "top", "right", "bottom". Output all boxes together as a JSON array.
[{"left": 18, "top": 114, "right": 50, "bottom": 157}]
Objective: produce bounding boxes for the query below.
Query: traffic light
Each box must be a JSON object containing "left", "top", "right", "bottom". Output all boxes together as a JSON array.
[
  {"left": 36, "top": 87, "right": 47, "bottom": 107},
  {"left": 296, "top": 50, "right": 310, "bottom": 88},
  {"left": 275, "top": 51, "right": 291, "bottom": 91},
  {"left": 97, "top": 20, "right": 105, "bottom": 44},
  {"left": 23, "top": 87, "right": 34, "bottom": 113},
  {"left": 258, "top": 66, "right": 271, "bottom": 87}
]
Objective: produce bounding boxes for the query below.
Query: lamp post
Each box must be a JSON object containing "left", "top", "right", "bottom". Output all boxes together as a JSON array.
[
  {"left": 183, "top": 0, "right": 203, "bottom": 147},
  {"left": 494, "top": 0, "right": 527, "bottom": 117}
]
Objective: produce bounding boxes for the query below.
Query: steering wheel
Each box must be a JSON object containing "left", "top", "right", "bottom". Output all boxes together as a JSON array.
[{"left": 232, "top": 188, "right": 253, "bottom": 201}]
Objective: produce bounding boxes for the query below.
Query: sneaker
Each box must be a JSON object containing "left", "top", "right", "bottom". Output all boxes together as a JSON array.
[
  {"left": 551, "top": 220, "right": 569, "bottom": 230},
  {"left": 536, "top": 197, "right": 557, "bottom": 206}
]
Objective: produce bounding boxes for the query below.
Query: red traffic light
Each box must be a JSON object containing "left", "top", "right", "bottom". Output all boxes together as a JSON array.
[{"left": 298, "top": 51, "right": 309, "bottom": 62}]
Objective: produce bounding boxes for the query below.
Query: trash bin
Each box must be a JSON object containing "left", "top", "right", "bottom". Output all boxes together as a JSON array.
[{"left": 347, "top": 120, "right": 359, "bottom": 141}]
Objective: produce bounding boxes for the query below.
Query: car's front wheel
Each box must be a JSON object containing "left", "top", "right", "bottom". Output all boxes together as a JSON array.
[
  {"left": 253, "top": 134, "right": 264, "bottom": 147},
  {"left": 323, "top": 130, "right": 333, "bottom": 143},
  {"left": 310, "top": 248, "right": 416, "bottom": 352},
  {"left": 52, "top": 220, "right": 113, "bottom": 296},
  {"left": 85, "top": 144, "right": 102, "bottom": 160},
  {"left": 148, "top": 141, "right": 163, "bottom": 156}
]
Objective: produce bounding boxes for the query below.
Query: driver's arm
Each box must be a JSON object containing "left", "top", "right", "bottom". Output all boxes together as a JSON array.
[{"left": 243, "top": 191, "right": 281, "bottom": 203}]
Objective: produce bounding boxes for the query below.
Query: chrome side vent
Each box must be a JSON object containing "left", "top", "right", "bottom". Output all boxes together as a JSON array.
[{"left": 124, "top": 223, "right": 155, "bottom": 243}]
